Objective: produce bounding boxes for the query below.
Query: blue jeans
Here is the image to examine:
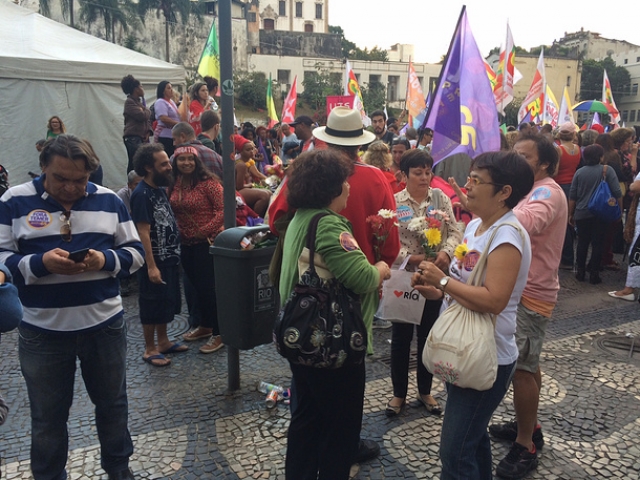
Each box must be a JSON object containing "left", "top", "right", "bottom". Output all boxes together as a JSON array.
[
  {"left": 440, "top": 362, "right": 516, "bottom": 480},
  {"left": 18, "top": 317, "right": 133, "bottom": 480}
]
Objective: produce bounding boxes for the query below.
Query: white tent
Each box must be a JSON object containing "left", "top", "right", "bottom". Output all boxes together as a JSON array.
[{"left": 0, "top": 0, "right": 185, "bottom": 188}]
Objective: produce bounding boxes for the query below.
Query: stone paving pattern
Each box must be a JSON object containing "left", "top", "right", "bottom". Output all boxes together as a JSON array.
[{"left": 1, "top": 258, "right": 640, "bottom": 479}]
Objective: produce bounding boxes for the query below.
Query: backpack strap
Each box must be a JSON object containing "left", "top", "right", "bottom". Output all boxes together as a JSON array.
[{"left": 305, "top": 212, "right": 330, "bottom": 271}]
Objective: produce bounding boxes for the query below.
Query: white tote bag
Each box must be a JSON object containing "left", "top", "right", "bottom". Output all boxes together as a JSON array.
[
  {"left": 375, "top": 257, "right": 426, "bottom": 326},
  {"left": 422, "top": 222, "right": 523, "bottom": 391}
]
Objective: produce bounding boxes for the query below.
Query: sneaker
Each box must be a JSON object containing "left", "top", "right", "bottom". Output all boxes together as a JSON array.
[
  {"left": 372, "top": 317, "right": 392, "bottom": 329},
  {"left": 495, "top": 442, "right": 538, "bottom": 479},
  {"left": 489, "top": 420, "right": 544, "bottom": 451},
  {"left": 183, "top": 328, "right": 212, "bottom": 342},
  {"left": 107, "top": 467, "right": 135, "bottom": 480},
  {"left": 199, "top": 335, "right": 224, "bottom": 354},
  {"left": 352, "top": 439, "right": 380, "bottom": 463}
]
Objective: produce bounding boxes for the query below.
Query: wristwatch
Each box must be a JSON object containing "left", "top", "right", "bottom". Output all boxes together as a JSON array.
[{"left": 438, "top": 276, "right": 451, "bottom": 292}]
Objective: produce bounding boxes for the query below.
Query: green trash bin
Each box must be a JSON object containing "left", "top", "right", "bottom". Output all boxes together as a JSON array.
[{"left": 210, "top": 225, "right": 279, "bottom": 350}]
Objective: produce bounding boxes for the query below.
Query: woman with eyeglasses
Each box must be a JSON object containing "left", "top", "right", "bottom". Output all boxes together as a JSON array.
[
  {"left": 412, "top": 151, "right": 533, "bottom": 480},
  {"left": 46, "top": 116, "right": 66, "bottom": 139}
]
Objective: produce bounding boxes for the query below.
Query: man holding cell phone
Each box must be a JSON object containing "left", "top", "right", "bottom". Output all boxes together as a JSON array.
[{"left": 0, "top": 135, "right": 145, "bottom": 480}]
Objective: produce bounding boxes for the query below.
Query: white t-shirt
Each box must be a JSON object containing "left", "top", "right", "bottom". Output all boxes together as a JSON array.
[{"left": 441, "top": 210, "right": 531, "bottom": 365}]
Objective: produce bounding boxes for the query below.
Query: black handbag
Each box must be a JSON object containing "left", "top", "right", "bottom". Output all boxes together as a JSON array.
[{"left": 273, "top": 213, "right": 368, "bottom": 369}]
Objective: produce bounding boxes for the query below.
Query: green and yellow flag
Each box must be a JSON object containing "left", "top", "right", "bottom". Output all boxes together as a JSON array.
[
  {"left": 197, "top": 21, "right": 220, "bottom": 81},
  {"left": 267, "top": 73, "right": 279, "bottom": 128}
]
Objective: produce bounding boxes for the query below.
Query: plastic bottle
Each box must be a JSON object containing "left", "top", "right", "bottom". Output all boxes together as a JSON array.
[{"left": 257, "top": 381, "right": 283, "bottom": 394}]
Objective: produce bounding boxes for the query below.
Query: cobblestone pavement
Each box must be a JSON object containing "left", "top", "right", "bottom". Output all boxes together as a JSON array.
[{"left": 2, "top": 257, "right": 640, "bottom": 479}]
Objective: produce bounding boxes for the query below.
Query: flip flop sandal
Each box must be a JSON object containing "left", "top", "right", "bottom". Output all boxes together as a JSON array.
[
  {"left": 143, "top": 354, "right": 171, "bottom": 367},
  {"left": 160, "top": 342, "right": 189, "bottom": 354}
]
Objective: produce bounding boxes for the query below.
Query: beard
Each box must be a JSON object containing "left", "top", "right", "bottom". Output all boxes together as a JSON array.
[{"left": 153, "top": 169, "right": 173, "bottom": 187}]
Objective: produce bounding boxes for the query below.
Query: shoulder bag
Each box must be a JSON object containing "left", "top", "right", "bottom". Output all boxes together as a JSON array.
[
  {"left": 422, "top": 222, "right": 524, "bottom": 391},
  {"left": 588, "top": 165, "right": 621, "bottom": 222},
  {"left": 273, "top": 213, "right": 367, "bottom": 369},
  {"left": 375, "top": 256, "right": 426, "bottom": 325}
]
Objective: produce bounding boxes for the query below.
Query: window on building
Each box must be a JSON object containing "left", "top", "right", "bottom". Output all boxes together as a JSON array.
[
  {"left": 205, "top": 2, "right": 215, "bottom": 15},
  {"left": 637, "top": 56, "right": 640, "bottom": 63},
  {"left": 315, "top": 3, "right": 322, "bottom": 19},
  {"left": 567, "top": 76, "right": 571, "bottom": 87},
  {"left": 247, "top": 11, "right": 257, "bottom": 22},
  {"left": 304, "top": 23, "right": 313, "bottom": 32},
  {"left": 295, "top": 2, "right": 302, "bottom": 17},
  {"left": 633, "top": 84, "right": 639, "bottom": 96},
  {"left": 388, "top": 75, "right": 399, "bottom": 102},
  {"left": 279, "top": 0, "right": 286, "bottom": 15},
  {"left": 370, "top": 74, "right": 381, "bottom": 84},
  {"left": 622, "top": 110, "right": 629, "bottom": 122},
  {"left": 264, "top": 18, "right": 274, "bottom": 30},
  {"left": 417, "top": 76, "right": 424, "bottom": 89},
  {"left": 278, "top": 70, "right": 290, "bottom": 84},
  {"left": 631, "top": 110, "right": 637, "bottom": 122},
  {"left": 624, "top": 59, "right": 629, "bottom": 64}
]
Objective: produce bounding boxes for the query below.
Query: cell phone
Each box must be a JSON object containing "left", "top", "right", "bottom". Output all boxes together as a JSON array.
[{"left": 68, "top": 248, "right": 90, "bottom": 263}]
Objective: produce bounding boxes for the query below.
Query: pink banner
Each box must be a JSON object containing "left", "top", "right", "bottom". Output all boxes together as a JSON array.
[{"left": 326, "top": 95, "right": 354, "bottom": 117}]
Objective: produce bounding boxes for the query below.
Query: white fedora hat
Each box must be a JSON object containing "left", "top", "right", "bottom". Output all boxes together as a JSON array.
[{"left": 313, "top": 106, "right": 376, "bottom": 146}]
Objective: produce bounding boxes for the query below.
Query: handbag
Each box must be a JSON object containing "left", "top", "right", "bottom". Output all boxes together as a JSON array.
[
  {"left": 375, "top": 257, "right": 426, "bottom": 325},
  {"left": 273, "top": 213, "right": 367, "bottom": 369},
  {"left": 422, "top": 222, "right": 524, "bottom": 391},
  {"left": 588, "top": 165, "right": 621, "bottom": 222}
]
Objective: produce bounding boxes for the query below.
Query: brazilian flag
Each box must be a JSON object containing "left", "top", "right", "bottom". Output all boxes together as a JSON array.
[{"left": 198, "top": 20, "right": 220, "bottom": 81}]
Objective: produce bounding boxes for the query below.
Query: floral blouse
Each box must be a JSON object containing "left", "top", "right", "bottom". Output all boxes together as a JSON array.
[
  {"left": 394, "top": 187, "right": 463, "bottom": 266},
  {"left": 169, "top": 177, "right": 224, "bottom": 246}
]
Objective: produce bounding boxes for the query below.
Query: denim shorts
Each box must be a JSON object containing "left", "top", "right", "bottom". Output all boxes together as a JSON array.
[{"left": 515, "top": 303, "right": 549, "bottom": 373}]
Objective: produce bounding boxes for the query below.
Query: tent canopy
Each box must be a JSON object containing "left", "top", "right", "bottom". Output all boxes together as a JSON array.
[{"left": 0, "top": 0, "right": 185, "bottom": 188}]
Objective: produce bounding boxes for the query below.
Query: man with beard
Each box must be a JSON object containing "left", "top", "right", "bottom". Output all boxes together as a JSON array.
[
  {"left": 130, "top": 143, "right": 185, "bottom": 367},
  {"left": 371, "top": 110, "right": 396, "bottom": 146}
]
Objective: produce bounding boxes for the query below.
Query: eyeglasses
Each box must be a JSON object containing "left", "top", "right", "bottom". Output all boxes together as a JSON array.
[
  {"left": 466, "top": 176, "right": 505, "bottom": 188},
  {"left": 60, "top": 210, "right": 71, "bottom": 242}
]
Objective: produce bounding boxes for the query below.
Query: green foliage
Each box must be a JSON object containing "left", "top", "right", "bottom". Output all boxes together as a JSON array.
[
  {"left": 234, "top": 71, "right": 268, "bottom": 110},
  {"left": 300, "top": 64, "right": 342, "bottom": 111},
  {"left": 580, "top": 57, "right": 630, "bottom": 101},
  {"left": 124, "top": 35, "right": 146, "bottom": 55},
  {"left": 80, "top": 0, "right": 134, "bottom": 42},
  {"left": 329, "top": 25, "right": 356, "bottom": 59},
  {"left": 361, "top": 81, "right": 386, "bottom": 112}
]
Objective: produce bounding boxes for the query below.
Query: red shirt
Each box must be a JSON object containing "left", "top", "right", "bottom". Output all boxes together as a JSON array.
[
  {"left": 188, "top": 101, "right": 205, "bottom": 137},
  {"left": 555, "top": 145, "right": 581, "bottom": 185},
  {"left": 169, "top": 178, "right": 224, "bottom": 245},
  {"left": 268, "top": 161, "right": 400, "bottom": 265}
]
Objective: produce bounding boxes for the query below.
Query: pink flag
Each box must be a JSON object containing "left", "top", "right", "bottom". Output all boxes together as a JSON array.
[
  {"left": 406, "top": 60, "right": 427, "bottom": 120},
  {"left": 518, "top": 49, "right": 545, "bottom": 123},
  {"left": 281, "top": 75, "right": 297, "bottom": 124},
  {"left": 494, "top": 24, "right": 516, "bottom": 115}
]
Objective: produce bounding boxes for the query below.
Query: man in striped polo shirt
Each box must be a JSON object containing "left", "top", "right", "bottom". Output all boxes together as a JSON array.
[{"left": 0, "top": 135, "right": 145, "bottom": 480}]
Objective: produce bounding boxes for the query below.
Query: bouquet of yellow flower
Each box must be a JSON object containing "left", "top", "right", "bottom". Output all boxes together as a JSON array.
[
  {"left": 407, "top": 209, "right": 449, "bottom": 259},
  {"left": 453, "top": 241, "right": 469, "bottom": 268},
  {"left": 366, "top": 209, "right": 398, "bottom": 262}
]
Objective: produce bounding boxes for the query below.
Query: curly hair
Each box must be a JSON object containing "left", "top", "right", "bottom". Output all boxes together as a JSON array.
[
  {"left": 362, "top": 140, "right": 392, "bottom": 171},
  {"left": 120, "top": 74, "right": 140, "bottom": 95},
  {"left": 133, "top": 143, "right": 165, "bottom": 177},
  {"left": 46, "top": 116, "right": 66, "bottom": 133},
  {"left": 287, "top": 150, "right": 351, "bottom": 209},
  {"left": 169, "top": 148, "right": 216, "bottom": 195},
  {"left": 609, "top": 127, "right": 635, "bottom": 149}
]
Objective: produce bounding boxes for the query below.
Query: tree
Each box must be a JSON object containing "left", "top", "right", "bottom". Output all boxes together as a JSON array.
[
  {"left": 361, "top": 81, "right": 386, "bottom": 112},
  {"left": 39, "top": 0, "right": 75, "bottom": 27},
  {"left": 81, "top": 0, "right": 134, "bottom": 42},
  {"left": 234, "top": 71, "right": 269, "bottom": 110},
  {"left": 580, "top": 57, "right": 631, "bottom": 101},
  {"left": 328, "top": 25, "right": 355, "bottom": 59},
  {"left": 300, "top": 64, "right": 342, "bottom": 111},
  {"left": 137, "top": 0, "right": 197, "bottom": 62},
  {"left": 328, "top": 25, "right": 388, "bottom": 61}
]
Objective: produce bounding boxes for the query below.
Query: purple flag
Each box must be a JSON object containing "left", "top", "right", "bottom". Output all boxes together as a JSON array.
[{"left": 423, "top": 9, "right": 500, "bottom": 165}]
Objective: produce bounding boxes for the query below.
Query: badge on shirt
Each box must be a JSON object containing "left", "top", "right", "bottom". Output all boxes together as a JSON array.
[
  {"left": 396, "top": 205, "right": 413, "bottom": 222},
  {"left": 340, "top": 232, "right": 361, "bottom": 252},
  {"left": 530, "top": 187, "right": 551, "bottom": 201},
  {"left": 463, "top": 250, "right": 480, "bottom": 272},
  {"left": 27, "top": 210, "right": 52, "bottom": 228}
]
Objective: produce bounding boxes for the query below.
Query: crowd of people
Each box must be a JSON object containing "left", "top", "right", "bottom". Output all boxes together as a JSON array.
[{"left": 0, "top": 72, "right": 639, "bottom": 480}]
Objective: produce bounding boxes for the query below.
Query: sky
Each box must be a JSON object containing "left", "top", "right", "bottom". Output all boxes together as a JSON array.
[{"left": 329, "top": 1, "right": 639, "bottom": 63}]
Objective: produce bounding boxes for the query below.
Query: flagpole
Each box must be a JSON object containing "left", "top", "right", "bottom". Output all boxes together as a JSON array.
[
  {"left": 404, "top": 56, "right": 411, "bottom": 123},
  {"left": 418, "top": 5, "right": 466, "bottom": 144},
  {"left": 541, "top": 48, "right": 546, "bottom": 125},
  {"left": 499, "top": 21, "right": 509, "bottom": 116}
]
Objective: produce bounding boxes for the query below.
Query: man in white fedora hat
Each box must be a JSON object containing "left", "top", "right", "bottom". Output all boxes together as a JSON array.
[{"left": 268, "top": 106, "right": 400, "bottom": 463}]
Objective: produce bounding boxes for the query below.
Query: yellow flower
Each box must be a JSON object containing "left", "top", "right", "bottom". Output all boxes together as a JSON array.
[
  {"left": 424, "top": 228, "right": 441, "bottom": 247},
  {"left": 454, "top": 243, "right": 469, "bottom": 260}
]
